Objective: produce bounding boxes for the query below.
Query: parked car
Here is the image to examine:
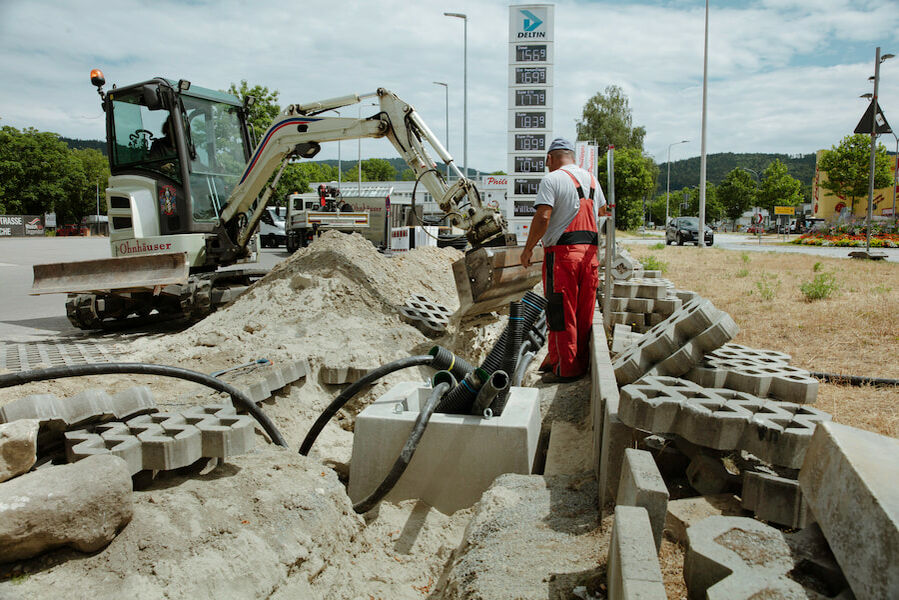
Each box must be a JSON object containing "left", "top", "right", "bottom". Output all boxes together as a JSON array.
[{"left": 666, "top": 217, "right": 714, "bottom": 246}]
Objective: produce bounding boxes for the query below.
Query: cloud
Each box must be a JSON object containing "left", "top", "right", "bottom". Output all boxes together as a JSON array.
[{"left": 1, "top": 0, "right": 896, "bottom": 173}]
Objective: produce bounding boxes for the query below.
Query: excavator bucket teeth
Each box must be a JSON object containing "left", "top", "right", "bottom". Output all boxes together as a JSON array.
[
  {"left": 452, "top": 246, "right": 544, "bottom": 317},
  {"left": 31, "top": 253, "right": 190, "bottom": 295}
]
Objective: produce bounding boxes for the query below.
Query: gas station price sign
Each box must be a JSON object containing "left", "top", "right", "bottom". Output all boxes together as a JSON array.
[
  {"left": 515, "top": 67, "right": 547, "bottom": 85},
  {"left": 514, "top": 111, "right": 546, "bottom": 129},
  {"left": 514, "top": 134, "right": 545, "bottom": 152},
  {"left": 514, "top": 89, "right": 546, "bottom": 106},
  {"left": 514, "top": 156, "right": 545, "bottom": 173},
  {"left": 515, "top": 44, "right": 547, "bottom": 62}
]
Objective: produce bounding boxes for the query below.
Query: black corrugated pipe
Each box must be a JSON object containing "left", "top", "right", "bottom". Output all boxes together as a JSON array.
[
  {"left": 0, "top": 362, "right": 287, "bottom": 447},
  {"left": 428, "top": 346, "right": 475, "bottom": 380},
  {"left": 435, "top": 291, "right": 546, "bottom": 414},
  {"left": 433, "top": 367, "right": 488, "bottom": 413},
  {"left": 352, "top": 380, "right": 451, "bottom": 514},
  {"left": 491, "top": 302, "right": 522, "bottom": 416},
  {"left": 472, "top": 370, "right": 509, "bottom": 415},
  {"left": 810, "top": 371, "right": 899, "bottom": 387},
  {"left": 300, "top": 355, "right": 434, "bottom": 456}
]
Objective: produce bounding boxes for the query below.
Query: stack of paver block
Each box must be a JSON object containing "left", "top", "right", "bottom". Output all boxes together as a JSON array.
[
  {"left": 398, "top": 294, "right": 452, "bottom": 337},
  {"left": 65, "top": 404, "right": 255, "bottom": 475},
  {"left": 613, "top": 296, "right": 739, "bottom": 385},
  {"left": 598, "top": 276, "right": 682, "bottom": 333},
  {"left": 610, "top": 324, "right": 643, "bottom": 356}
]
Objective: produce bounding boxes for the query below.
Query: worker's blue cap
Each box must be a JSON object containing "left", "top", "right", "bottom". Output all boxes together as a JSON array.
[{"left": 547, "top": 138, "right": 575, "bottom": 153}]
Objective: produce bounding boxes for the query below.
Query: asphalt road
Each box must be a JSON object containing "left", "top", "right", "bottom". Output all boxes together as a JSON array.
[
  {"left": 0, "top": 237, "right": 289, "bottom": 342},
  {"left": 621, "top": 232, "right": 899, "bottom": 263}
]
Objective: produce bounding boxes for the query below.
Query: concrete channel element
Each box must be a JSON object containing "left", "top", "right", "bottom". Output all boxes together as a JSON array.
[
  {"left": 613, "top": 297, "right": 738, "bottom": 386},
  {"left": 1, "top": 386, "right": 156, "bottom": 431},
  {"left": 799, "top": 421, "right": 899, "bottom": 599},
  {"left": 619, "top": 376, "right": 831, "bottom": 469},
  {"left": 616, "top": 448, "right": 669, "bottom": 551},
  {"left": 347, "top": 382, "right": 540, "bottom": 514},
  {"left": 398, "top": 294, "right": 452, "bottom": 337},
  {"left": 591, "top": 307, "right": 638, "bottom": 512},
  {"left": 0, "top": 340, "right": 120, "bottom": 372},
  {"left": 65, "top": 404, "right": 255, "bottom": 474},
  {"left": 684, "top": 516, "right": 852, "bottom": 600},
  {"left": 741, "top": 470, "right": 812, "bottom": 529},
  {"left": 607, "top": 505, "right": 666, "bottom": 600},
  {"left": 236, "top": 359, "right": 307, "bottom": 403}
]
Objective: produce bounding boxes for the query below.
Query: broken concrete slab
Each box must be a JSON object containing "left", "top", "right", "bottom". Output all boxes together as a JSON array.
[
  {"left": 616, "top": 448, "right": 668, "bottom": 551},
  {"left": 0, "top": 419, "right": 39, "bottom": 483},
  {"left": 741, "top": 470, "right": 812, "bottom": 529},
  {"left": 664, "top": 494, "right": 744, "bottom": 545},
  {"left": 607, "top": 505, "right": 666, "bottom": 600},
  {"left": 799, "top": 421, "right": 899, "bottom": 599},
  {"left": 684, "top": 516, "right": 851, "bottom": 600},
  {"left": 0, "top": 454, "right": 133, "bottom": 562}
]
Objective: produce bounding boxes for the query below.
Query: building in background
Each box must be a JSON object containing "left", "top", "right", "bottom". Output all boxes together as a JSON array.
[{"left": 813, "top": 149, "right": 898, "bottom": 220}]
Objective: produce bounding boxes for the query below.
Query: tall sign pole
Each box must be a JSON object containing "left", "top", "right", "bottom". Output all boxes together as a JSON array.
[
  {"left": 698, "top": 0, "right": 709, "bottom": 249},
  {"left": 507, "top": 4, "right": 554, "bottom": 243},
  {"left": 866, "top": 47, "right": 882, "bottom": 256}
]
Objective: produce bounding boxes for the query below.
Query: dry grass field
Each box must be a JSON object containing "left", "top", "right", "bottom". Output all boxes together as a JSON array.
[{"left": 625, "top": 243, "right": 899, "bottom": 438}]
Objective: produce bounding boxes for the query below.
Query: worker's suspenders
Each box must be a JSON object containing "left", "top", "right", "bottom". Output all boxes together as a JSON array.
[{"left": 554, "top": 169, "right": 598, "bottom": 246}]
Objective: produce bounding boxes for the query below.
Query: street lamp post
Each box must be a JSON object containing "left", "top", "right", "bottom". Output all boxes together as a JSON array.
[
  {"left": 698, "top": 0, "right": 710, "bottom": 249},
  {"left": 433, "top": 81, "right": 449, "bottom": 178},
  {"left": 864, "top": 47, "right": 894, "bottom": 255},
  {"left": 444, "top": 12, "right": 467, "bottom": 179},
  {"left": 892, "top": 133, "right": 898, "bottom": 219},
  {"left": 666, "top": 139, "right": 689, "bottom": 226}
]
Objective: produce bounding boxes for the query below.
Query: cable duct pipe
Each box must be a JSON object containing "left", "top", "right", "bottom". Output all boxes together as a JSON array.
[
  {"left": 490, "top": 302, "right": 522, "bottom": 416},
  {"left": 810, "top": 371, "right": 899, "bottom": 387},
  {"left": 428, "top": 346, "right": 475, "bottom": 380},
  {"left": 0, "top": 362, "right": 287, "bottom": 447},
  {"left": 472, "top": 370, "right": 509, "bottom": 415}
]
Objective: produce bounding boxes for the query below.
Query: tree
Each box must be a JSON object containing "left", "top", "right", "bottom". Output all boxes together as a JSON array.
[
  {"left": 227, "top": 80, "right": 281, "bottom": 137},
  {"left": 598, "top": 147, "right": 655, "bottom": 230},
  {"left": 272, "top": 162, "right": 339, "bottom": 201},
  {"left": 818, "top": 134, "right": 892, "bottom": 213},
  {"left": 756, "top": 159, "right": 801, "bottom": 215},
  {"left": 681, "top": 183, "right": 723, "bottom": 223},
  {"left": 576, "top": 85, "right": 646, "bottom": 151},
  {"left": 717, "top": 168, "right": 757, "bottom": 228},
  {"left": 57, "top": 148, "right": 111, "bottom": 225},
  {"left": 361, "top": 158, "right": 397, "bottom": 181}
]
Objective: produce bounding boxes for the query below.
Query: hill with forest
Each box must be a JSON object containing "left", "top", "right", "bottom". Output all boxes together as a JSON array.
[
  {"left": 656, "top": 152, "right": 816, "bottom": 193},
  {"left": 60, "top": 137, "right": 106, "bottom": 154}
]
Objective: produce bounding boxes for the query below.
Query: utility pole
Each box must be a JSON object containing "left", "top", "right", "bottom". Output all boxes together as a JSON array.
[
  {"left": 865, "top": 47, "right": 882, "bottom": 256},
  {"left": 698, "top": 0, "right": 709, "bottom": 249}
]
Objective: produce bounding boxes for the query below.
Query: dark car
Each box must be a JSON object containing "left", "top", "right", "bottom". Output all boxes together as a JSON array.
[{"left": 666, "top": 217, "right": 714, "bottom": 246}]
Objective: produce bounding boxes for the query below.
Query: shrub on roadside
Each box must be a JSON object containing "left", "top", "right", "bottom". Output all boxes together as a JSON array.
[
  {"left": 641, "top": 255, "right": 668, "bottom": 274},
  {"left": 800, "top": 272, "right": 839, "bottom": 301},
  {"left": 752, "top": 273, "right": 780, "bottom": 300}
]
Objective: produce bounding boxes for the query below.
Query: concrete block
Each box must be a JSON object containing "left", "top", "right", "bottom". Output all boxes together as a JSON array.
[
  {"left": 0, "top": 387, "right": 157, "bottom": 430},
  {"left": 616, "top": 448, "right": 669, "bottom": 550},
  {"left": 641, "top": 269, "right": 662, "bottom": 278},
  {"left": 608, "top": 506, "right": 666, "bottom": 600},
  {"left": 320, "top": 363, "right": 371, "bottom": 385},
  {"left": 664, "top": 494, "right": 744, "bottom": 544},
  {"left": 707, "top": 343, "right": 791, "bottom": 365},
  {"left": 399, "top": 294, "right": 452, "bottom": 337},
  {"left": 181, "top": 404, "right": 255, "bottom": 458},
  {"left": 124, "top": 413, "right": 203, "bottom": 471},
  {"left": 674, "top": 289, "right": 699, "bottom": 302},
  {"left": 619, "top": 376, "right": 830, "bottom": 468},
  {"left": 799, "top": 421, "right": 899, "bottom": 599},
  {"left": 741, "top": 470, "right": 812, "bottom": 529},
  {"left": 652, "top": 297, "right": 682, "bottom": 316},
  {"left": 684, "top": 516, "right": 851, "bottom": 600},
  {"left": 237, "top": 359, "right": 308, "bottom": 403},
  {"left": 348, "top": 382, "right": 540, "bottom": 514},
  {"left": 0, "top": 419, "right": 39, "bottom": 482},
  {"left": 611, "top": 253, "right": 639, "bottom": 281},
  {"left": 691, "top": 356, "right": 819, "bottom": 404},
  {"left": 0, "top": 454, "right": 133, "bottom": 562}
]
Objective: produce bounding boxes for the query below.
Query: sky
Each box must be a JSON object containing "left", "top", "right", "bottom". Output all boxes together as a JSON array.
[{"left": 1, "top": 0, "right": 897, "bottom": 173}]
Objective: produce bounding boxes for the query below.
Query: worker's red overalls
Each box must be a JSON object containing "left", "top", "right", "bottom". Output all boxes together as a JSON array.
[{"left": 541, "top": 169, "right": 599, "bottom": 377}]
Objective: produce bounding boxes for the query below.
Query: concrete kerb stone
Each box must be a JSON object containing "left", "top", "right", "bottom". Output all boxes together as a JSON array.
[
  {"left": 66, "top": 404, "right": 255, "bottom": 475},
  {"left": 684, "top": 516, "right": 852, "bottom": 600},
  {"left": 616, "top": 448, "right": 669, "bottom": 550},
  {"left": 607, "top": 505, "right": 666, "bottom": 600},
  {"left": 741, "top": 470, "right": 813, "bottom": 529},
  {"left": 619, "top": 376, "right": 831, "bottom": 469},
  {"left": 799, "top": 421, "right": 899, "bottom": 599}
]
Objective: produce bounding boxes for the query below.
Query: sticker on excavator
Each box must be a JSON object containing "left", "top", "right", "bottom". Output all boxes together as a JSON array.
[
  {"left": 31, "top": 252, "right": 190, "bottom": 295},
  {"left": 453, "top": 246, "right": 544, "bottom": 317}
]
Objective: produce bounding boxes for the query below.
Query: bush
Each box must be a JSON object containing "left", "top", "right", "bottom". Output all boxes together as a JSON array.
[
  {"left": 753, "top": 273, "right": 780, "bottom": 300},
  {"left": 650, "top": 242, "right": 665, "bottom": 250},
  {"left": 641, "top": 254, "right": 668, "bottom": 274},
  {"left": 799, "top": 272, "right": 839, "bottom": 301},
  {"left": 813, "top": 261, "right": 822, "bottom": 272},
  {"left": 735, "top": 268, "right": 749, "bottom": 278},
  {"left": 741, "top": 252, "right": 751, "bottom": 264}
]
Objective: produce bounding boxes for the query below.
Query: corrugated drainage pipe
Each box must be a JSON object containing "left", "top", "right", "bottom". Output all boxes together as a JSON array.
[
  {"left": 428, "top": 346, "right": 475, "bottom": 380},
  {"left": 810, "top": 371, "right": 899, "bottom": 387}
]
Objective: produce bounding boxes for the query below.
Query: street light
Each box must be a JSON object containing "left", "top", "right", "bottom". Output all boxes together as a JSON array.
[
  {"left": 698, "top": 0, "right": 710, "bottom": 249},
  {"left": 444, "top": 12, "right": 467, "bottom": 179},
  {"left": 433, "top": 81, "right": 449, "bottom": 178},
  {"left": 357, "top": 102, "right": 378, "bottom": 195},
  {"left": 665, "top": 139, "right": 689, "bottom": 226},
  {"left": 862, "top": 47, "right": 893, "bottom": 255}
]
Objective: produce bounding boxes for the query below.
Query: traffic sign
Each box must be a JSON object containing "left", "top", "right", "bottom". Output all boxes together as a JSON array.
[
  {"left": 774, "top": 206, "right": 795, "bottom": 215},
  {"left": 854, "top": 100, "right": 892, "bottom": 135},
  {"left": 755, "top": 213, "right": 763, "bottom": 224}
]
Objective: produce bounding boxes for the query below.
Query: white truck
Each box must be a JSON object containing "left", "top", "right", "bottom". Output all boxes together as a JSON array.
[{"left": 284, "top": 191, "right": 370, "bottom": 252}]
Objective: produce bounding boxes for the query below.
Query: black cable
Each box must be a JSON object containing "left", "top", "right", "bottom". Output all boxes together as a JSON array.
[
  {"left": 0, "top": 362, "right": 287, "bottom": 447},
  {"left": 352, "top": 381, "right": 450, "bottom": 513},
  {"left": 810, "top": 371, "right": 899, "bottom": 387},
  {"left": 299, "top": 355, "right": 435, "bottom": 456}
]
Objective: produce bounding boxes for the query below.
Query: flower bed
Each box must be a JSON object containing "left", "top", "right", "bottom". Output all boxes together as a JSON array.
[{"left": 793, "top": 222, "right": 899, "bottom": 247}]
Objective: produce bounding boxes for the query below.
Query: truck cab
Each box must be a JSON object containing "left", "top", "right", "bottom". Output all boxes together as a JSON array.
[{"left": 259, "top": 206, "right": 286, "bottom": 247}]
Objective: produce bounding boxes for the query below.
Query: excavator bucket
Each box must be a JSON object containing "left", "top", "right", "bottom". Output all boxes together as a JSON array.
[
  {"left": 452, "top": 246, "right": 544, "bottom": 317},
  {"left": 31, "top": 253, "right": 190, "bottom": 295}
]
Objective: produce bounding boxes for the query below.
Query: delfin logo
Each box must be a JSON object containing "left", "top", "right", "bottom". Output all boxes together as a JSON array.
[{"left": 521, "top": 9, "right": 542, "bottom": 31}]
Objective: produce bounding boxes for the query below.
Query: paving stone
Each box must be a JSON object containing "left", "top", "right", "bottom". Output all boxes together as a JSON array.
[
  {"left": 652, "top": 297, "right": 682, "bottom": 317},
  {"left": 799, "top": 421, "right": 899, "bottom": 599},
  {"left": 619, "top": 376, "right": 830, "bottom": 468},
  {"left": 684, "top": 516, "right": 851, "bottom": 600},
  {"left": 319, "top": 363, "right": 371, "bottom": 385},
  {"left": 611, "top": 326, "right": 643, "bottom": 356},
  {"left": 664, "top": 494, "right": 744, "bottom": 544},
  {"left": 686, "top": 353, "right": 818, "bottom": 404},
  {"left": 0, "top": 419, "right": 39, "bottom": 483},
  {"left": 0, "top": 340, "right": 120, "bottom": 372},
  {"left": 66, "top": 404, "right": 255, "bottom": 475},
  {"left": 0, "top": 387, "right": 157, "bottom": 432},
  {"left": 234, "top": 359, "right": 308, "bottom": 403},
  {"left": 399, "top": 294, "right": 452, "bottom": 337},
  {"left": 741, "top": 470, "right": 812, "bottom": 529},
  {"left": 707, "top": 343, "right": 791, "bottom": 365},
  {"left": 608, "top": 505, "right": 666, "bottom": 600},
  {"left": 674, "top": 289, "right": 699, "bottom": 302},
  {"left": 611, "top": 253, "right": 640, "bottom": 281},
  {"left": 616, "top": 448, "right": 669, "bottom": 551},
  {"left": 641, "top": 270, "right": 663, "bottom": 278}
]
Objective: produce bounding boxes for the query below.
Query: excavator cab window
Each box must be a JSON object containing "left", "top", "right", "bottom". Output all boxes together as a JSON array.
[{"left": 108, "top": 91, "right": 182, "bottom": 183}]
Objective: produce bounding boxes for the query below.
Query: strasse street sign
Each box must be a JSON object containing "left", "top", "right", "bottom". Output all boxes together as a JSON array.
[{"left": 774, "top": 206, "right": 795, "bottom": 215}]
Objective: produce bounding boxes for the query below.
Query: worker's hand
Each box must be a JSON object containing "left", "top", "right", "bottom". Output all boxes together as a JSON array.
[{"left": 520, "top": 247, "right": 532, "bottom": 269}]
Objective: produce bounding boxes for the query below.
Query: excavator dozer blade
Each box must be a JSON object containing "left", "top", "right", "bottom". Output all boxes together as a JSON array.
[
  {"left": 31, "top": 253, "right": 190, "bottom": 295},
  {"left": 452, "top": 246, "right": 544, "bottom": 317}
]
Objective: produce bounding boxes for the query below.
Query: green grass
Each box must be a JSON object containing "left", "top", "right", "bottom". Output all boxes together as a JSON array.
[
  {"left": 872, "top": 284, "right": 893, "bottom": 295},
  {"left": 752, "top": 272, "right": 780, "bottom": 300},
  {"left": 813, "top": 261, "right": 823, "bottom": 272},
  {"left": 799, "top": 272, "right": 840, "bottom": 301},
  {"left": 641, "top": 254, "right": 668, "bottom": 274},
  {"left": 741, "top": 252, "right": 751, "bottom": 264},
  {"left": 735, "top": 268, "right": 749, "bottom": 278},
  {"left": 650, "top": 242, "right": 665, "bottom": 250}
]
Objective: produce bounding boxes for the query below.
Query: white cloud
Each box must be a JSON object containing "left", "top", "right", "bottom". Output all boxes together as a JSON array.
[{"left": 0, "top": 0, "right": 897, "bottom": 173}]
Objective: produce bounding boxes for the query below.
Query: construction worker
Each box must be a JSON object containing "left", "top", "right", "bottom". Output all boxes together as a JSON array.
[{"left": 520, "top": 138, "right": 609, "bottom": 382}]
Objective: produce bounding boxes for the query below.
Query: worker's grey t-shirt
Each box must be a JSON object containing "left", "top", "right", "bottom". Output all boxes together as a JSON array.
[{"left": 534, "top": 164, "right": 606, "bottom": 246}]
